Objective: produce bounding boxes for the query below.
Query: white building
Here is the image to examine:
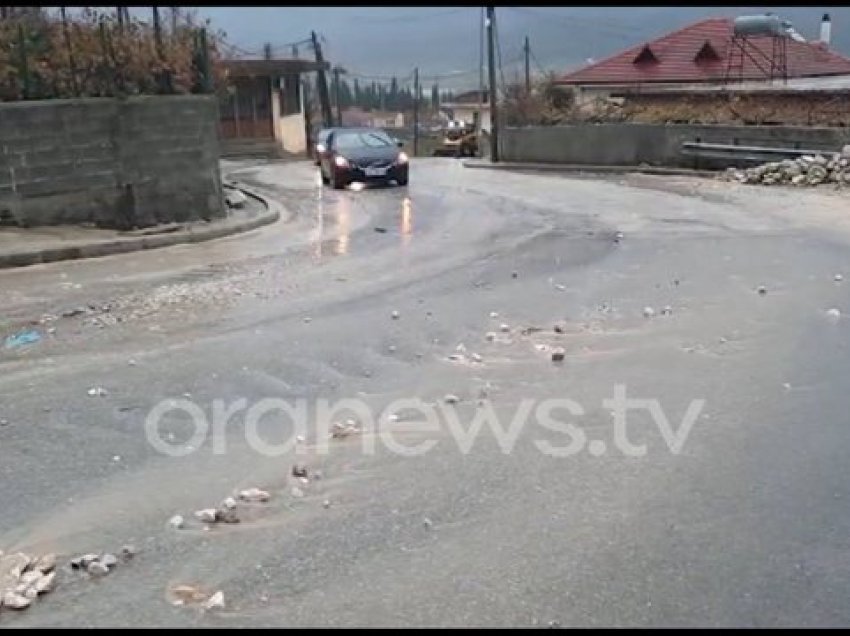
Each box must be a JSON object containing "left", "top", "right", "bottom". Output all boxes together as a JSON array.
[{"left": 441, "top": 89, "right": 491, "bottom": 134}]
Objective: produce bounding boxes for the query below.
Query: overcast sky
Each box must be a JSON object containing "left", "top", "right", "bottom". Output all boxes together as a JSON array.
[{"left": 190, "top": 7, "right": 850, "bottom": 89}]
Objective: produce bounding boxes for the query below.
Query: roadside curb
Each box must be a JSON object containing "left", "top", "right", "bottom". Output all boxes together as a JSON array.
[
  {"left": 462, "top": 160, "right": 718, "bottom": 179},
  {"left": 0, "top": 184, "right": 281, "bottom": 271}
]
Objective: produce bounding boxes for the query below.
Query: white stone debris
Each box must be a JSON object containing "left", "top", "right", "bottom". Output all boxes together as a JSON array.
[
  {"left": 225, "top": 189, "right": 248, "bottom": 209},
  {"left": 168, "top": 514, "right": 185, "bottom": 529},
  {"left": 194, "top": 508, "right": 218, "bottom": 523},
  {"left": 86, "top": 561, "right": 109, "bottom": 577},
  {"left": 290, "top": 486, "right": 305, "bottom": 499},
  {"left": 221, "top": 497, "right": 237, "bottom": 510},
  {"left": 643, "top": 307, "right": 655, "bottom": 318},
  {"left": 331, "top": 420, "right": 362, "bottom": 438},
  {"left": 87, "top": 387, "right": 108, "bottom": 397},
  {"left": 203, "top": 590, "right": 225, "bottom": 610},
  {"left": 723, "top": 152, "right": 850, "bottom": 187},
  {"left": 551, "top": 347, "right": 566, "bottom": 362},
  {"left": 391, "top": 310, "right": 400, "bottom": 320},
  {"left": 238, "top": 488, "right": 270, "bottom": 503},
  {"left": 489, "top": 311, "right": 499, "bottom": 319},
  {"left": 31, "top": 554, "right": 56, "bottom": 574},
  {"left": 661, "top": 305, "right": 673, "bottom": 316},
  {"left": 485, "top": 331, "right": 497, "bottom": 342},
  {"left": 2, "top": 592, "right": 31, "bottom": 609},
  {"left": 757, "top": 286, "right": 767, "bottom": 295},
  {"left": 826, "top": 308, "right": 842, "bottom": 323},
  {"left": 499, "top": 323, "right": 511, "bottom": 333},
  {"left": 835, "top": 274, "right": 844, "bottom": 282},
  {"left": 444, "top": 394, "right": 460, "bottom": 404}
]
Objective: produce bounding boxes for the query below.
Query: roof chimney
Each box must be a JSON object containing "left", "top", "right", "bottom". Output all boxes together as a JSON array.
[{"left": 820, "top": 13, "right": 831, "bottom": 46}]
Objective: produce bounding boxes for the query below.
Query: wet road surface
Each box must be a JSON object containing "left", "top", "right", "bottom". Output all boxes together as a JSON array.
[{"left": 2, "top": 159, "right": 850, "bottom": 626}]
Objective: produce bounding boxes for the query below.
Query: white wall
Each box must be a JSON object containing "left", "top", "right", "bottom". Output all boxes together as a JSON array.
[
  {"left": 279, "top": 112, "right": 307, "bottom": 154},
  {"left": 270, "top": 75, "right": 307, "bottom": 155}
]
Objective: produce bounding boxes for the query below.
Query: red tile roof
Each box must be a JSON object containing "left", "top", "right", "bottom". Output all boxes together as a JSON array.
[{"left": 556, "top": 17, "right": 850, "bottom": 86}]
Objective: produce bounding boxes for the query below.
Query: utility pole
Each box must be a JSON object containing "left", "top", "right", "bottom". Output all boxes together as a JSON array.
[
  {"left": 332, "top": 66, "right": 346, "bottom": 127},
  {"left": 478, "top": 7, "right": 485, "bottom": 134},
  {"left": 486, "top": 6, "right": 499, "bottom": 162},
  {"left": 413, "top": 68, "right": 419, "bottom": 157},
  {"left": 524, "top": 36, "right": 530, "bottom": 93},
  {"left": 311, "top": 31, "right": 333, "bottom": 128}
]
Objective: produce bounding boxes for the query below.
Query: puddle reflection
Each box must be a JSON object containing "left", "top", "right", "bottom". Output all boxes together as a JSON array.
[{"left": 401, "top": 196, "right": 413, "bottom": 247}]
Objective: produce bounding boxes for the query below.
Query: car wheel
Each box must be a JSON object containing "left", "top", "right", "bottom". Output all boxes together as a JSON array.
[
  {"left": 331, "top": 171, "right": 346, "bottom": 190},
  {"left": 397, "top": 173, "right": 409, "bottom": 186}
]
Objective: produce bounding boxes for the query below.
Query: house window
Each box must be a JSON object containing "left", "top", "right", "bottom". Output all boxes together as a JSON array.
[
  {"left": 694, "top": 41, "right": 721, "bottom": 63},
  {"left": 280, "top": 74, "right": 302, "bottom": 116},
  {"left": 633, "top": 45, "right": 659, "bottom": 65}
]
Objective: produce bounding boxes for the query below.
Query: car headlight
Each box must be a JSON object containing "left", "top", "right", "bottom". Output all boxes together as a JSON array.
[
  {"left": 334, "top": 155, "right": 349, "bottom": 168},
  {"left": 316, "top": 143, "right": 326, "bottom": 153},
  {"left": 397, "top": 152, "right": 409, "bottom": 164}
]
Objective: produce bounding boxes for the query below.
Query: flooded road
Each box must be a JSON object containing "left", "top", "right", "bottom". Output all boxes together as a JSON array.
[{"left": 3, "top": 159, "right": 850, "bottom": 626}]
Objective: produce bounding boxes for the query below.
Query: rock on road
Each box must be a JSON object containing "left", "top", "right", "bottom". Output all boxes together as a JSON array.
[{"left": 2, "top": 158, "right": 850, "bottom": 627}]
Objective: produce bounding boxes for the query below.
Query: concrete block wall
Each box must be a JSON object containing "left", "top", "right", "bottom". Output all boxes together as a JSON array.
[
  {"left": 501, "top": 124, "right": 850, "bottom": 170},
  {"left": 0, "top": 95, "right": 224, "bottom": 229}
]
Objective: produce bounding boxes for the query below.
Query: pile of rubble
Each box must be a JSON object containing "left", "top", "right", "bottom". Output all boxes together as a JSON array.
[
  {"left": 0, "top": 552, "right": 57, "bottom": 612},
  {"left": 724, "top": 146, "right": 850, "bottom": 187}
]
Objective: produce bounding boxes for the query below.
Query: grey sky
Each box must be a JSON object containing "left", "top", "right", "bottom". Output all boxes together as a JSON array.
[{"left": 193, "top": 7, "right": 849, "bottom": 89}]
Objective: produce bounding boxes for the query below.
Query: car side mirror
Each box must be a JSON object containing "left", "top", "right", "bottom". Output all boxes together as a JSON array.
[{"left": 395, "top": 139, "right": 403, "bottom": 148}]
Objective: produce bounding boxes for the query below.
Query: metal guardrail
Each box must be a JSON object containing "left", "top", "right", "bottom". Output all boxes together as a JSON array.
[{"left": 681, "top": 141, "right": 828, "bottom": 163}]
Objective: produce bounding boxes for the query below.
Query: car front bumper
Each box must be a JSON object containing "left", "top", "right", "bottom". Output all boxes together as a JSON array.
[{"left": 338, "top": 164, "right": 408, "bottom": 182}]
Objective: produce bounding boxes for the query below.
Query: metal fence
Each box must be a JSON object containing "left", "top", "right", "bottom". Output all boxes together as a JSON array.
[{"left": 0, "top": 8, "right": 218, "bottom": 102}]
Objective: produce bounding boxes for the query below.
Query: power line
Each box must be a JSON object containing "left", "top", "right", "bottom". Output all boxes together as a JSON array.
[
  {"left": 528, "top": 47, "right": 548, "bottom": 76},
  {"left": 503, "top": 7, "right": 636, "bottom": 39}
]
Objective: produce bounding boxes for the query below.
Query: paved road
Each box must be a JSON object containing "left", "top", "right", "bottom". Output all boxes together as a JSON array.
[{"left": 3, "top": 159, "right": 850, "bottom": 627}]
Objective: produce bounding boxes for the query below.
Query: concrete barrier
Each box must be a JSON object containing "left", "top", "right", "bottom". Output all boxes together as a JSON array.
[
  {"left": 0, "top": 95, "right": 224, "bottom": 230},
  {"left": 500, "top": 124, "right": 850, "bottom": 170}
]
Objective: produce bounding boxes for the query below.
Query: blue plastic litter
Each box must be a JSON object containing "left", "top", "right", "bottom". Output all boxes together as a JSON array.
[{"left": 4, "top": 329, "right": 41, "bottom": 349}]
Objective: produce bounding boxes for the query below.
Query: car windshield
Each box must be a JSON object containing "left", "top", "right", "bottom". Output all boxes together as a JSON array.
[{"left": 334, "top": 131, "right": 393, "bottom": 150}]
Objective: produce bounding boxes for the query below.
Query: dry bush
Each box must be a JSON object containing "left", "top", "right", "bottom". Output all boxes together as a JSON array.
[
  {"left": 0, "top": 7, "right": 227, "bottom": 101},
  {"left": 501, "top": 73, "right": 578, "bottom": 126}
]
